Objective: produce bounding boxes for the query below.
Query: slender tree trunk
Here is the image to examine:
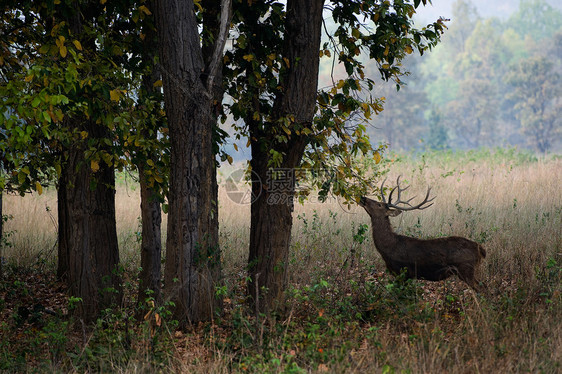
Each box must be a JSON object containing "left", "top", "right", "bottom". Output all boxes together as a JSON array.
[
  {"left": 56, "top": 164, "right": 70, "bottom": 280},
  {"left": 247, "top": 0, "right": 324, "bottom": 311},
  {"left": 155, "top": 0, "right": 224, "bottom": 324},
  {"left": 64, "top": 120, "right": 121, "bottom": 322},
  {"left": 137, "top": 2, "right": 163, "bottom": 304},
  {"left": 138, "top": 167, "right": 162, "bottom": 303},
  {"left": 201, "top": 0, "right": 223, "bottom": 307},
  {"left": 0, "top": 189, "right": 3, "bottom": 279}
]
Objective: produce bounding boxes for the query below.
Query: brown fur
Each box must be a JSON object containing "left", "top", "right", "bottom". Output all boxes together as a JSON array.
[{"left": 360, "top": 197, "right": 486, "bottom": 291}]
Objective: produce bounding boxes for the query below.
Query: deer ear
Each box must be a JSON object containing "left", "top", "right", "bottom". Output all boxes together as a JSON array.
[{"left": 386, "top": 209, "right": 402, "bottom": 217}]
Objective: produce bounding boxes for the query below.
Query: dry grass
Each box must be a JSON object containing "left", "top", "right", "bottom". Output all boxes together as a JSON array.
[{"left": 1, "top": 149, "right": 561, "bottom": 373}]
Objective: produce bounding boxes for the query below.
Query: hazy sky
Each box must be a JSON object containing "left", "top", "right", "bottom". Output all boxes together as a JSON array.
[{"left": 414, "top": 0, "right": 562, "bottom": 23}]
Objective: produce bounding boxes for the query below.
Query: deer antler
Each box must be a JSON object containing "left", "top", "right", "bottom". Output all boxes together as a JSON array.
[{"left": 380, "top": 176, "right": 435, "bottom": 211}]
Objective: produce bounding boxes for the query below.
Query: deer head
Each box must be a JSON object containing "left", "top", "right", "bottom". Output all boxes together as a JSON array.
[{"left": 359, "top": 175, "right": 435, "bottom": 219}]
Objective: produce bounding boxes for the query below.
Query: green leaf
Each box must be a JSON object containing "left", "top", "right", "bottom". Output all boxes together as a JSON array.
[
  {"left": 18, "top": 171, "right": 26, "bottom": 185},
  {"left": 42, "top": 111, "right": 51, "bottom": 123}
]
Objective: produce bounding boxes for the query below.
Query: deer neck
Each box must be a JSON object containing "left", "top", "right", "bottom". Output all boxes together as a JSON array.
[{"left": 370, "top": 215, "right": 398, "bottom": 255}]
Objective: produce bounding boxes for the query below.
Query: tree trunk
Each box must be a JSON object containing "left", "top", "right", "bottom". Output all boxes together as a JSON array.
[
  {"left": 55, "top": 4, "right": 121, "bottom": 322},
  {"left": 138, "top": 167, "right": 162, "bottom": 303},
  {"left": 248, "top": 139, "right": 307, "bottom": 311},
  {"left": 0, "top": 189, "right": 3, "bottom": 279},
  {"left": 64, "top": 120, "right": 121, "bottom": 323},
  {"left": 155, "top": 0, "right": 222, "bottom": 324},
  {"left": 137, "top": 1, "right": 163, "bottom": 304},
  {"left": 56, "top": 164, "right": 70, "bottom": 280},
  {"left": 201, "top": 0, "right": 223, "bottom": 309},
  {"left": 247, "top": 0, "right": 324, "bottom": 311}
]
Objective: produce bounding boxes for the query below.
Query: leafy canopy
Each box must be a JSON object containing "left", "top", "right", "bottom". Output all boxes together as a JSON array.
[
  {"left": 0, "top": 0, "right": 168, "bottom": 196},
  {"left": 224, "top": 0, "right": 445, "bottom": 199}
]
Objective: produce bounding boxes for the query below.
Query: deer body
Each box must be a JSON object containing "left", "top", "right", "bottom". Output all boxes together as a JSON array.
[{"left": 360, "top": 181, "right": 486, "bottom": 291}]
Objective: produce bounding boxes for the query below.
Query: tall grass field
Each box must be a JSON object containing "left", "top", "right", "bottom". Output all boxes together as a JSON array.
[{"left": 1, "top": 148, "right": 561, "bottom": 373}]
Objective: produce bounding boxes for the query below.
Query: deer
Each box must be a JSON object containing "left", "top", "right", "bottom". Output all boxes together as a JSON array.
[{"left": 359, "top": 176, "right": 486, "bottom": 292}]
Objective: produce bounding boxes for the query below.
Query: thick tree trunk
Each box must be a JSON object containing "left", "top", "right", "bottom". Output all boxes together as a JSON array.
[
  {"left": 247, "top": 0, "right": 324, "bottom": 311},
  {"left": 155, "top": 0, "right": 221, "bottom": 324},
  {"left": 162, "top": 97, "right": 218, "bottom": 323},
  {"left": 248, "top": 139, "right": 307, "bottom": 311},
  {"left": 55, "top": 5, "right": 121, "bottom": 322},
  {"left": 64, "top": 121, "right": 121, "bottom": 322}
]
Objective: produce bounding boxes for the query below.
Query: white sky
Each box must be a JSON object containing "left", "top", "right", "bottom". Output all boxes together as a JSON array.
[{"left": 414, "top": 0, "right": 562, "bottom": 23}]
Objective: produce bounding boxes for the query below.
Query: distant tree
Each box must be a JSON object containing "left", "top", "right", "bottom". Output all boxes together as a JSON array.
[
  {"left": 507, "top": 0, "right": 562, "bottom": 42},
  {"left": 417, "top": 0, "right": 562, "bottom": 151},
  {"left": 552, "top": 32, "right": 562, "bottom": 62},
  {"left": 505, "top": 56, "right": 561, "bottom": 153},
  {"left": 447, "top": 0, "right": 480, "bottom": 54},
  {"left": 447, "top": 77, "right": 498, "bottom": 148},
  {"left": 372, "top": 56, "right": 429, "bottom": 151},
  {"left": 446, "top": 20, "right": 504, "bottom": 148},
  {"left": 422, "top": 0, "right": 479, "bottom": 107},
  {"left": 426, "top": 108, "right": 449, "bottom": 150}
]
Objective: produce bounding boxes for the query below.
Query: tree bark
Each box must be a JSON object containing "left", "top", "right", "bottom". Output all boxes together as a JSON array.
[
  {"left": 138, "top": 167, "right": 162, "bottom": 303},
  {"left": 201, "top": 0, "right": 224, "bottom": 309},
  {"left": 247, "top": 0, "right": 325, "bottom": 311},
  {"left": 155, "top": 0, "right": 226, "bottom": 324},
  {"left": 64, "top": 120, "right": 121, "bottom": 323},
  {"left": 0, "top": 189, "right": 3, "bottom": 279},
  {"left": 137, "top": 1, "right": 163, "bottom": 304},
  {"left": 56, "top": 4, "right": 122, "bottom": 322},
  {"left": 56, "top": 164, "right": 70, "bottom": 280}
]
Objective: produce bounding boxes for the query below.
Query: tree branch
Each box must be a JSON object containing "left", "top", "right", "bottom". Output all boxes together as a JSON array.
[{"left": 206, "top": 0, "right": 232, "bottom": 91}]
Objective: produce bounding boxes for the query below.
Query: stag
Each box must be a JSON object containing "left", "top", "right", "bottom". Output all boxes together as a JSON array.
[{"left": 359, "top": 177, "right": 486, "bottom": 291}]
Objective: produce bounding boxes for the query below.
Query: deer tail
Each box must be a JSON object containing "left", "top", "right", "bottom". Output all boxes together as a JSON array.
[{"left": 478, "top": 244, "right": 486, "bottom": 259}]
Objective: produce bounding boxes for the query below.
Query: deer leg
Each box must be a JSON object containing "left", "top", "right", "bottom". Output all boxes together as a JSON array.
[{"left": 457, "top": 264, "right": 486, "bottom": 293}]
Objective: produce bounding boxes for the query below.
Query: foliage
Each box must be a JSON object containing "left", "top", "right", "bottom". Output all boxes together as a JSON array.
[
  {"left": 224, "top": 0, "right": 446, "bottom": 200},
  {"left": 0, "top": 0, "right": 169, "bottom": 197},
  {"left": 364, "top": 55, "right": 430, "bottom": 151},
  {"left": 426, "top": 107, "right": 448, "bottom": 150},
  {"left": 504, "top": 56, "right": 561, "bottom": 153},
  {"left": 378, "top": 0, "right": 562, "bottom": 152},
  {"left": 506, "top": 0, "right": 562, "bottom": 41}
]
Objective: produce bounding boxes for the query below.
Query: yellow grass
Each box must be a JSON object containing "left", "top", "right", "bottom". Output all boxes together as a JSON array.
[
  {"left": 4, "top": 154, "right": 561, "bottom": 270},
  {"left": 3, "top": 153, "right": 561, "bottom": 297},
  {"left": 1, "top": 150, "right": 561, "bottom": 372}
]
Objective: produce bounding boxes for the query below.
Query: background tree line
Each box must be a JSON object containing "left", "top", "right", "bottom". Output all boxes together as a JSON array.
[{"left": 361, "top": 0, "right": 562, "bottom": 153}]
